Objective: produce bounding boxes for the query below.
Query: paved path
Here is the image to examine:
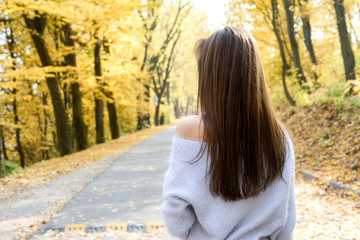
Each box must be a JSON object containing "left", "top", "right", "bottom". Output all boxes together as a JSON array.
[
  {"left": 0, "top": 126, "right": 176, "bottom": 240},
  {"left": 0, "top": 145, "right": 122, "bottom": 240},
  {"left": 36, "top": 126, "right": 175, "bottom": 235}
]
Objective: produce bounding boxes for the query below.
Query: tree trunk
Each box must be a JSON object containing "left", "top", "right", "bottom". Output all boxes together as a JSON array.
[
  {"left": 106, "top": 91, "right": 120, "bottom": 139},
  {"left": 333, "top": 0, "right": 356, "bottom": 80},
  {"left": 62, "top": 82, "right": 73, "bottom": 149},
  {"left": 6, "top": 24, "right": 26, "bottom": 167},
  {"left": 33, "top": 83, "right": 50, "bottom": 161},
  {"left": 154, "top": 100, "right": 160, "bottom": 126},
  {"left": 152, "top": 29, "right": 182, "bottom": 127},
  {"left": 272, "top": 0, "right": 296, "bottom": 106},
  {"left": 1, "top": 126, "right": 8, "bottom": 161},
  {"left": 282, "top": 0, "right": 308, "bottom": 88},
  {"left": 137, "top": 84, "right": 151, "bottom": 130},
  {"left": 24, "top": 13, "right": 73, "bottom": 156},
  {"left": 174, "top": 99, "right": 180, "bottom": 118},
  {"left": 160, "top": 112, "right": 165, "bottom": 125},
  {"left": 282, "top": 64, "right": 296, "bottom": 105},
  {"left": 62, "top": 23, "right": 89, "bottom": 151},
  {"left": 299, "top": 0, "right": 318, "bottom": 80},
  {"left": 0, "top": 126, "right": 8, "bottom": 178},
  {"left": 13, "top": 93, "right": 25, "bottom": 167},
  {"left": 102, "top": 41, "right": 121, "bottom": 139},
  {"left": 137, "top": 41, "right": 151, "bottom": 130},
  {"left": 54, "top": 22, "right": 73, "bottom": 151},
  {"left": 94, "top": 39, "right": 105, "bottom": 144},
  {"left": 43, "top": 103, "right": 49, "bottom": 160}
]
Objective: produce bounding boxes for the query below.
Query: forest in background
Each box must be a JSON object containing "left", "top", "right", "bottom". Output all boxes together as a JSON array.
[
  {"left": 0, "top": 0, "right": 359, "bottom": 180},
  {"left": 0, "top": 0, "right": 209, "bottom": 176},
  {"left": 227, "top": 0, "right": 360, "bottom": 106}
]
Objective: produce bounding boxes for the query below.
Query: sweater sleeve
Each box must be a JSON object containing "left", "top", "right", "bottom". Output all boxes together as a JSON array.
[
  {"left": 276, "top": 171, "right": 296, "bottom": 240},
  {"left": 277, "top": 132, "right": 297, "bottom": 240},
  {"left": 161, "top": 139, "right": 197, "bottom": 239}
]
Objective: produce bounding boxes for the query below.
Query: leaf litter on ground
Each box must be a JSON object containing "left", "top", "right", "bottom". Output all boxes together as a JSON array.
[{"left": 279, "top": 103, "right": 360, "bottom": 209}]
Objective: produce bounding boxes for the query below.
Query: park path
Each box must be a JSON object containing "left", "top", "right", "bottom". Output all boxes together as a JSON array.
[
  {"left": 1, "top": 125, "right": 359, "bottom": 239},
  {"left": 0, "top": 126, "right": 176, "bottom": 240},
  {"left": 35, "top": 125, "right": 175, "bottom": 235}
]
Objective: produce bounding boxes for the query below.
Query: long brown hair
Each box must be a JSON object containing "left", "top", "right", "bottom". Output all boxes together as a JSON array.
[{"left": 193, "top": 26, "right": 288, "bottom": 201}]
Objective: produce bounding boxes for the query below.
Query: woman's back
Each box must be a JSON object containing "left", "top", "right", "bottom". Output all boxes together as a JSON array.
[
  {"left": 161, "top": 26, "right": 296, "bottom": 239},
  {"left": 161, "top": 116, "right": 296, "bottom": 239}
]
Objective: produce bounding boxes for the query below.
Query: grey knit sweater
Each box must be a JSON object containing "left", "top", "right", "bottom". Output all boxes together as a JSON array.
[{"left": 161, "top": 134, "right": 296, "bottom": 240}]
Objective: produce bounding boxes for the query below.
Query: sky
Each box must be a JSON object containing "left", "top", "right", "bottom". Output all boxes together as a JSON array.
[{"left": 192, "top": 0, "right": 227, "bottom": 29}]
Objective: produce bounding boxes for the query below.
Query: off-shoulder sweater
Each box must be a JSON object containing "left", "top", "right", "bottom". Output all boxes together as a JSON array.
[{"left": 161, "top": 133, "right": 296, "bottom": 240}]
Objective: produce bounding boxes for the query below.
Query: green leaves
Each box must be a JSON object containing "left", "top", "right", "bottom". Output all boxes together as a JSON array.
[{"left": 5, "top": 160, "right": 22, "bottom": 174}]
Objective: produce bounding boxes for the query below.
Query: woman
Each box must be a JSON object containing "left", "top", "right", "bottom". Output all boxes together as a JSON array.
[{"left": 161, "top": 26, "right": 296, "bottom": 240}]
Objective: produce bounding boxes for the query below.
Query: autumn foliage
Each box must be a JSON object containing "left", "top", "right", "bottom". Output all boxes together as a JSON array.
[{"left": 0, "top": 0, "right": 208, "bottom": 174}]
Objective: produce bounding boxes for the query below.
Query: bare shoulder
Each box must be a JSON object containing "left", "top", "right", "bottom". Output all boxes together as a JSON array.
[{"left": 176, "top": 115, "right": 204, "bottom": 141}]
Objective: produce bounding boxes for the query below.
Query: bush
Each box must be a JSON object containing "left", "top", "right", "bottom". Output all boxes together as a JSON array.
[{"left": 5, "top": 160, "right": 22, "bottom": 174}]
